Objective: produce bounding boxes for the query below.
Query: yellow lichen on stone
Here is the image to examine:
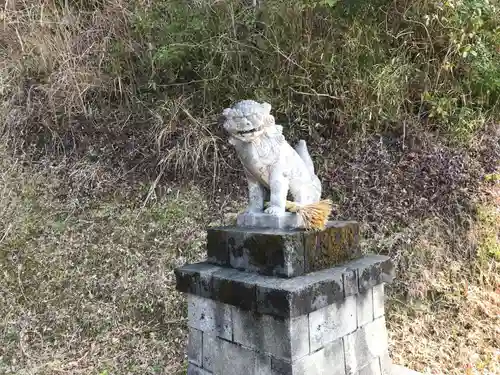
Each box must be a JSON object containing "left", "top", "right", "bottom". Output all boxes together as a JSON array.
[{"left": 305, "top": 223, "right": 360, "bottom": 271}]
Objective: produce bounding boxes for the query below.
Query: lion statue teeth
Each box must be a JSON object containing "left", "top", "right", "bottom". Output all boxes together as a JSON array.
[{"left": 221, "top": 100, "right": 332, "bottom": 230}]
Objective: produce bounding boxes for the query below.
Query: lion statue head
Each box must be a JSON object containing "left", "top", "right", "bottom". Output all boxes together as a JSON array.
[{"left": 221, "top": 100, "right": 282, "bottom": 143}]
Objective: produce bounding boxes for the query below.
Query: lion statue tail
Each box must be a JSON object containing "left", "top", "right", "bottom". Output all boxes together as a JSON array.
[
  {"left": 294, "top": 140, "right": 315, "bottom": 178},
  {"left": 289, "top": 140, "right": 332, "bottom": 230}
]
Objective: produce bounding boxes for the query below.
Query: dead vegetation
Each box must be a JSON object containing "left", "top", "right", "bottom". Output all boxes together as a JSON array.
[
  {"left": 0, "top": 0, "right": 499, "bottom": 374},
  {"left": 0, "top": 150, "right": 211, "bottom": 375}
]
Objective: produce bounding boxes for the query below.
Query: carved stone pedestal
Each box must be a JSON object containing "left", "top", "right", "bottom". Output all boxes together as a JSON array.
[{"left": 175, "top": 221, "right": 420, "bottom": 375}]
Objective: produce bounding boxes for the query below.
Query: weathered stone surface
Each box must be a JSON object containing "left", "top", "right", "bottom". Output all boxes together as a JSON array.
[
  {"left": 212, "top": 268, "right": 259, "bottom": 311},
  {"left": 373, "top": 283, "right": 385, "bottom": 318},
  {"left": 181, "top": 264, "right": 402, "bottom": 375},
  {"left": 207, "top": 225, "right": 305, "bottom": 278},
  {"left": 202, "top": 333, "right": 215, "bottom": 372},
  {"left": 343, "top": 316, "right": 389, "bottom": 374},
  {"left": 187, "top": 294, "right": 232, "bottom": 340},
  {"left": 214, "top": 337, "right": 272, "bottom": 375},
  {"left": 358, "top": 359, "right": 382, "bottom": 375},
  {"left": 343, "top": 268, "right": 359, "bottom": 297},
  {"left": 174, "top": 262, "right": 220, "bottom": 298},
  {"left": 205, "top": 221, "right": 361, "bottom": 278},
  {"left": 272, "top": 339, "right": 346, "bottom": 375},
  {"left": 255, "top": 267, "right": 344, "bottom": 318},
  {"left": 346, "top": 255, "right": 395, "bottom": 292},
  {"left": 309, "top": 295, "right": 357, "bottom": 352},
  {"left": 297, "top": 338, "right": 346, "bottom": 375},
  {"left": 236, "top": 211, "right": 304, "bottom": 230},
  {"left": 380, "top": 351, "right": 393, "bottom": 375},
  {"left": 187, "top": 327, "right": 202, "bottom": 367},
  {"left": 304, "top": 221, "right": 361, "bottom": 273},
  {"left": 176, "top": 255, "right": 393, "bottom": 318},
  {"left": 270, "top": 357, "right": 294, "bottom": 375},
  {"left": 187, "top": 363, "right": 212, "bottom": 375},
  {"left": 232, "top": 307, "right": 309, "bottom": 360},
  {"left": 357, "top": 289, "right": 374, "bottom": 327},
  {"left": 206, "top": 228, "right": 231, "bottom": 266}
]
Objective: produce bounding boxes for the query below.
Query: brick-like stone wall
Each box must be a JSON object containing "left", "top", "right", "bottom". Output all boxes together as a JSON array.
[
  {"left": 175, "top": 255, "right": 395, "bottom": 319},
  {"left": 176, "top": 222, "right": 421, "bottom": 375},
  {"left": 185, "top": 281, "right": 391, "bottom": 375}
]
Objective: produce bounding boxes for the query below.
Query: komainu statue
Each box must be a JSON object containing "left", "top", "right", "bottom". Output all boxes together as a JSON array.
[{"left": 221, "top": 100, "right": 332, "bottom": 230}]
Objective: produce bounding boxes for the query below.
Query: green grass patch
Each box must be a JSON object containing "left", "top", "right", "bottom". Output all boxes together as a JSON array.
[{"left": 476, "top": 204, "right": 500, "bottom": 262}]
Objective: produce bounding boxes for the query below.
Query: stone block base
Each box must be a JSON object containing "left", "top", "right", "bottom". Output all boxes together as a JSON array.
[
  {"left": 176, "top": 221, "right": 422, "bottom": 375},
  {"left": 206, "top": 221, "right": 361, "bottom": 278},
  {"left": 184, "top": 281, "right": 407, "bottom": 374},
  {"left": 176, "top": 255, "right": 395, "bottom": 318},
  {"left": 236, "top": 212, "right": 304, "bottom": 230}
]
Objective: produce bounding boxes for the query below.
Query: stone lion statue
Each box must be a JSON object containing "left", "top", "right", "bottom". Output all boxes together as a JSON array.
[{"left": 221, "top": 100, "right": 331, "bottom": 229}]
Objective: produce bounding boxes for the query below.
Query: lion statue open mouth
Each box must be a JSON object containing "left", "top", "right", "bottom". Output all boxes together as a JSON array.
[{"left": 222, "top": 100, "right": 332, "bottom": 230}]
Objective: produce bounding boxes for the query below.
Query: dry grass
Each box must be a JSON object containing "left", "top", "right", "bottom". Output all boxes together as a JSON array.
[
  {"left": 385, "top": 218, "right": 499, "bottom": 375},
  {"left": 1, "top": 130, "right": 498, "bottom": 374},
  {"left": 0, "top": 148, "right": 214, "bottom": 375},
  {"left": 389, "top": 279, "right": 499, "bottom": 374},
  {"left": 323, "top": 127, "right": 500, "bottom": 374}
]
